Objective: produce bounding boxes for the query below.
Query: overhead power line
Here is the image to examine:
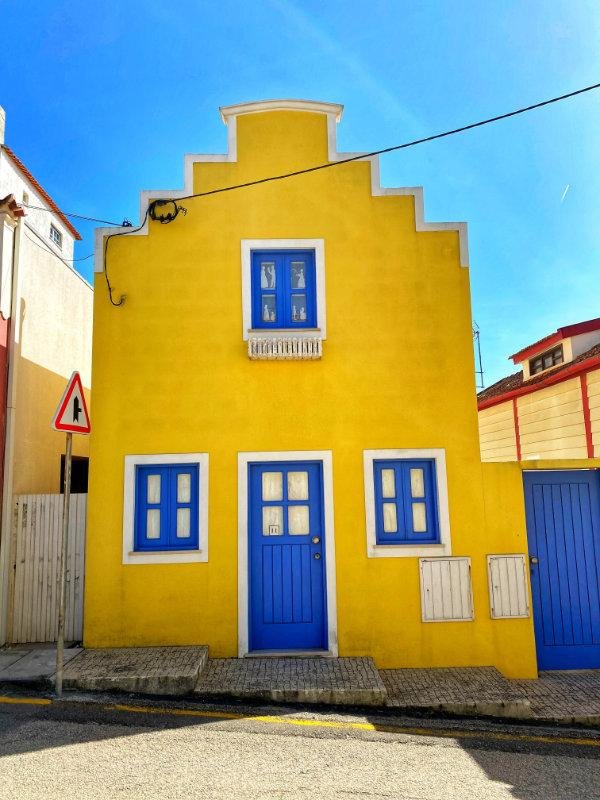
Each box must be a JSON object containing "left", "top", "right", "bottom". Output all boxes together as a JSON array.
[
  {"left": 21, "top": 203, "right": 121, "bottom": 226},
  {"left": 21, "top": 81, "right": 593, "bottom": 304},
  {"left": 167, "top": 80, "right": 600, "bottom": 203},
  {"left": 24, "top": 230, "right": 95, "bottom": 263}
]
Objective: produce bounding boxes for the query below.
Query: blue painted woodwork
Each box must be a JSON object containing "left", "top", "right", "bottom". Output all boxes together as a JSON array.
[
  {"left": 248, "top": 461, "right": 327, "bottom": 651},
  {"left": 251, "top": 250, "right": 317, "bottom": 329},
  {"left": 524, "top": 470, "right": 600, "bottom": 669},
  {"left": 134, "top": 463, "right": 199, "bottom": 551},
  {"left": 373, "top": 459, "right": 439, "bottom": 544}
]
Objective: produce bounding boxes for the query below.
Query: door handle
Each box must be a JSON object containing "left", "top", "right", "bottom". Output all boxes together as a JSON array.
[
  {"left": 312, "top": 537, "right": 320, "bottom": 544},
  {"left": 530, "top": 556, "right": 538, "bottom": 565}
]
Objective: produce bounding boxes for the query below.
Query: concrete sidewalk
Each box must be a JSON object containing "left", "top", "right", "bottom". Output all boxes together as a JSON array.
[{"left": 2, "top": 645, "right": 600, "bottom": 725}]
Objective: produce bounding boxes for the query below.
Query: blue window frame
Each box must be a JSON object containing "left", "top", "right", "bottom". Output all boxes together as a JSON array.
[
  {"left": 134, "top": 463, "right": 199, "bottom": 551},
  {"left": 251, "top": 250, "right": 317, "bottom": 329},
  {"left": 373, "top": 459, "right": 440, "bottom": 545}
]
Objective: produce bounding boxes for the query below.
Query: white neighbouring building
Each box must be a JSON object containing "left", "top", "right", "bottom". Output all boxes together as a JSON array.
[{"left": 0, "top": 105, "right": 93, "bottom": 644}]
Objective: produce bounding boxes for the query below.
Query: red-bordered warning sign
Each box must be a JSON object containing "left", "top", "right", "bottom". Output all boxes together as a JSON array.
[{"left": 52, "top": 371, "right": 91, "bottom": 433}]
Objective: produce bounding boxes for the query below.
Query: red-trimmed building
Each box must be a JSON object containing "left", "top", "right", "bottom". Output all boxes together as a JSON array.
[{"left": 478, "top": 318, "right": 600, "bottom": 462}]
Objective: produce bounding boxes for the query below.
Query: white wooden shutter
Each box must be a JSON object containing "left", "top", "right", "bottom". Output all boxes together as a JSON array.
[
  {"left": 487, "top": 554, "right": 530, "bottom": 619},
  {"left": 419, "top": 557, "right": 474, "bottom": 622}
]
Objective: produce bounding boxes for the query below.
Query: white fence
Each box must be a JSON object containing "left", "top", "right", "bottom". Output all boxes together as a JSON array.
[{"left": 7, "top": 493, "right": 86, "bottom": 644}]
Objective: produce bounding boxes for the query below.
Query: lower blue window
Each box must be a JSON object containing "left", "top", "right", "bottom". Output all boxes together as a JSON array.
[
  {"left": 134, "top": 463, "right": 199, "bottom": 551},
  {"left": 373, "top": 459, "right": 439, "bottom": 545}
]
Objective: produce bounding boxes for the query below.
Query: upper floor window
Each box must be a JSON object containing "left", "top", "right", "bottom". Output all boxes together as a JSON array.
[
  {"left": 529, "top": 344, "right": 563, "bottom": 376},
  {"left": 251, "top": 250, "right": 316, "bottom": 329},
  {"left": 49, "top": 223, "right": 62, "bottom": 250}
]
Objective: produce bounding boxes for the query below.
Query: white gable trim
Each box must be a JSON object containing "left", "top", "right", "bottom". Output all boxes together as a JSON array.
[
  {"left": 220, "top": 99, "right": 344, "bottom": 123},
  {"left": 95, "top": 102, "right": 468, "bottom": 271}
]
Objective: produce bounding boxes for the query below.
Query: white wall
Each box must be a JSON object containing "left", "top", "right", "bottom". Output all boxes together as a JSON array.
[{"left": 0, "top": 149, "right": 75, "bottom": 268}]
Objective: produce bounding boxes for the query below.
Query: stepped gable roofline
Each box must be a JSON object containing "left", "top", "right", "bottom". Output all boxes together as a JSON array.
[
  {"left": 1, "top": 145, "right": 81, "bottom": 240},
  {"left": 478, "top": 342, "right": 600, "bottom": 409},
  {"left": 219, "top": 99, "right": 344, "bottom": 124},
  {"left": 94, "top": 100, "right": 468, "bottom": 272},
  {"left": 510, "top": 317, "right": 600, "bottom": 364}
]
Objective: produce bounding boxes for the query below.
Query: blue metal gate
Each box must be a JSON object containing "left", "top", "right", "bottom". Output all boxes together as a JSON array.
[{"left": 524, "top": 470, "right": 600, "bottom": 669}]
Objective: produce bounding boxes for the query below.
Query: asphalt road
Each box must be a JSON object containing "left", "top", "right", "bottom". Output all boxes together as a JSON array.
[{"left": 0, "top": 693, "right": 599, "bottom": 799}]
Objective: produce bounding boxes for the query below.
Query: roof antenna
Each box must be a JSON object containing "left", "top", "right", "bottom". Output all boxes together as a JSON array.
[{"left": 473, "top": 321, "right": 485, "bottom": 390}]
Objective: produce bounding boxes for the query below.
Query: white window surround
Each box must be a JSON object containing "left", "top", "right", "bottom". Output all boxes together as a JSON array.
[
  {"left": 240, "top": 239, "right": 326, "bottom": 341},
  {"left": 363, "top": 449, "right": 452, "bottom": 558},
  {"left": 237, "top": 450, "right": 338, "bottom": 657},
  {"left": 122, "top": 453, "right": 209, "bottom": 565}
]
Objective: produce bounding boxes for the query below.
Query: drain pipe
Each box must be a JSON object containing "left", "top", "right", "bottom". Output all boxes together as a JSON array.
[{"left": 0, "top": 214, "right": 23, "bottom": 644}]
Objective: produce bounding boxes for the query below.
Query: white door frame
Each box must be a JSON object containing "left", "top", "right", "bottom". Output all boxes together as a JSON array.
[{"left": 237, "top": 450, "right": 338, "bottom": 657}]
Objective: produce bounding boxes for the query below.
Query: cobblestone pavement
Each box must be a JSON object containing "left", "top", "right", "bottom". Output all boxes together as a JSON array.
[
  {"left": 512, "top": 671, "right": 600, "bottom": 721},
  {"left": 381, "top": 667, "right": 528, "bottom": 716},
  {"left": 63, "top": 646, "right": 208, "bottom": 695},
  {"left": 194, "top": 657, "right": 387, "bottom": 705}
]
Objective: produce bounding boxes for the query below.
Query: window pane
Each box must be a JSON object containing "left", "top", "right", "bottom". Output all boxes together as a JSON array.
[
  {"left": 543, "top": 354, "right": 553, "bottom": 368},
  {"left": 291, "top": 294, "right": 307, "bottom": 322},
  {"left": 262, "top": 472, "right": 283, "bottom": 501},
  {"left": 412, "top": 503, "right": 427, "bottom": 533},
  {"left": 381, "top": 468, "right": 395, "bottom": 498},
  {"left": 410, "top": 468, "right": 425, "bottom": 498},
  {"left": 288, "top": 505, "right": 309, "bottom": 535},
  {"left": 382, "top": 503, "right": 397, "bottom": 533},
  {"left": 177, "top": 473, "right": 191, "bottom": 503},
  {"left": 147, "top": 474, "right": 161, "bottom": 504},
  {"left": 261, "top": 294, "right": 276, "bottom": 322},
  {"left": 260, "top": 261, "right": 276, "bottom": 289},
  {"left": 287, "top": 471, "right": 308, "bottom": 500},
  {"left": 263, "top": 506, "right": 283, "bottom": 535},
  {"left": 176, "top": 508, "right": 191, "bottom": 538},
  {"left": 290, "top": 261, "right": 306, "bottom": 289},
  {"left": 146, "top": 509, "right": 160, "bottom": 539}
]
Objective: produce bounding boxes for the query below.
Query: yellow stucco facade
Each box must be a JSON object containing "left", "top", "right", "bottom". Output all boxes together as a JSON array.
[{"left": 85, "top": 101, "right": 538, "bottom": 677}]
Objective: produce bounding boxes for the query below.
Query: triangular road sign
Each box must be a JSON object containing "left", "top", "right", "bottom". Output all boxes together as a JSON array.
[{"left": 52, "top": 371, "right": 91, "bottom": 433}]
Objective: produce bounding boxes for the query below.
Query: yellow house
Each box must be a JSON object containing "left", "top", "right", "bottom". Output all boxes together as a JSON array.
[{"left": 86, "top": 99, "right": 539, "bottom": 678}]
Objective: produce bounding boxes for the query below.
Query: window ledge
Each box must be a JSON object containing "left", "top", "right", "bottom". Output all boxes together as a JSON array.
[
  {"left": 248, "top": 332, "right": 322, "bottom": 360},
  {"left": 124, "top": 549, "right": 207, "bottom": 565},
  {"left": 367, "top": 542, "right": 451, "bottom": 559}
]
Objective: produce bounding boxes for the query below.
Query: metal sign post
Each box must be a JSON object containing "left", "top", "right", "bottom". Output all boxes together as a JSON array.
[
  {"left": 55, "top": 432, "right": 72, "bottom": 696},
  {"left": 51, "top": 371, "right": 91, "bottom": 696}
]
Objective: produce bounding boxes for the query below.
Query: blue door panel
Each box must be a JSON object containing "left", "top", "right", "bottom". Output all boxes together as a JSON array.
[
  {"left": 249, "top": 461, "right": 327, "bottom": 652},
  {"left": 524, "top": 470, "right": 600, "bottom": 669}
]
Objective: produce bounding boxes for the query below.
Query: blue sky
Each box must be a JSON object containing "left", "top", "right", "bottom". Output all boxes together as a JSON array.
[{"left": 1, "top": 0, "right": 598, "bottom": 385}]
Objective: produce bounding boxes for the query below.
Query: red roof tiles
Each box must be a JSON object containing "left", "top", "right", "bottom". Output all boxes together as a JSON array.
[
  {"left": 1, "top": 145, "right": 81, "bottom": 240},
  {"left": 510, "top": 318, "right": 600, "bottom": 363},
  {"left": 478, "top": 343, "right": 600, "bottom": 408}
]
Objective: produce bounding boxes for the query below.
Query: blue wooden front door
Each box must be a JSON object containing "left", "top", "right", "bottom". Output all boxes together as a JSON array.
[
  {"left": 524, "top": 470, "right": 600, "bottom": 670},
  {"left": 249, "top": 461, "right": 327, "bottom": 652}
]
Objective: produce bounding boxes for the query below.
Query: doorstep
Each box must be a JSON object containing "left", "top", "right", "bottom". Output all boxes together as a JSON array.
[
  {"left": 381, "top": 667, "right": 531, "bottom": 719},
  {"left": 62, "top": 646, "right": 209, "bottom": 696},
  {"left": 194, "top": 656, "right": 388, "bottom": 706}
]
